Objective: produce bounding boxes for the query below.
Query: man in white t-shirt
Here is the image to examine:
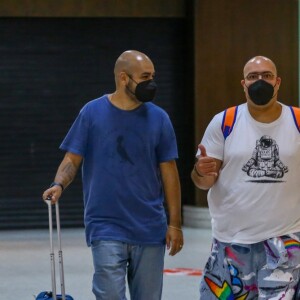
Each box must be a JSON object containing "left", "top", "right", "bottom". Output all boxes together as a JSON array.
[{"left": 192, "top": 56, "right": 300, "bottom": 300}]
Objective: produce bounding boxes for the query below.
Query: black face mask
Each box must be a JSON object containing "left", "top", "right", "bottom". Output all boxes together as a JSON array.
[
  {"left": 246, "top": 80, "right": 276, "bottom": 105},
  {"left": 127, "top": 76, "right": 157, "bottom": 102}
]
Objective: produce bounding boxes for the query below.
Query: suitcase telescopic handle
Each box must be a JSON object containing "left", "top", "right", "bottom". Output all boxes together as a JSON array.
[{"left": 45, "top": 200, "right": 66, "bottom": 300}]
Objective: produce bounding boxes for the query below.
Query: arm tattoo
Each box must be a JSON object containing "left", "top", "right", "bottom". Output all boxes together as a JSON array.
[{"left": 60, "top": 162, "right": 78, "bottom": 184}]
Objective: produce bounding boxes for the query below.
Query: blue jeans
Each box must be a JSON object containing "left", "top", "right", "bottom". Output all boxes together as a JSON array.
[{"left": 91, "top": 240, "right": 165, "bottom": 300}]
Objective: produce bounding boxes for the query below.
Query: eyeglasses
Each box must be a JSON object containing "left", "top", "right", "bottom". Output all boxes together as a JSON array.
[{"left": 245, "top": 72, "right": 275, "bottom": 81}]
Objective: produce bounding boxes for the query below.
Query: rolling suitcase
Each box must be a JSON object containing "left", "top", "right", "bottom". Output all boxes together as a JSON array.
[{"left": 36, "top": 200, "right": 74, "bottom": 300}]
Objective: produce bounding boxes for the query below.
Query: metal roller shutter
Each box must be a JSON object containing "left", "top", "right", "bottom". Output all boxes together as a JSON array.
[{"left": 0, "top": 17, "right": 193, "bottom": 229}]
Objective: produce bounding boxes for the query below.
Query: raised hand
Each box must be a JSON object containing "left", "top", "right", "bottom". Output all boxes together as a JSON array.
[{"left": 195, "top": 144, "right": 218, "bottom": 177}]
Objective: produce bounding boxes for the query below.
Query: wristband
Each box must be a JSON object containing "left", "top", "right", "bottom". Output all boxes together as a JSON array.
[
  {"left": 194, "top": 165, "right": 204, "bottom": 177},
  {"left": 50, "top": 182, "right": 64, "bottom": 191}
]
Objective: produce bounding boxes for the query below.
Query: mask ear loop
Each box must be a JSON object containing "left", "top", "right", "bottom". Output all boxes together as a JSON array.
[
  {"left": 272, "top": 80, "right": 279, "bottom": 99},
  {"left": 127, "top": 74, "right": 139, "bottom": 85},
  {"left": 125, "top": 74, "right": 137, "bottom": 97}
]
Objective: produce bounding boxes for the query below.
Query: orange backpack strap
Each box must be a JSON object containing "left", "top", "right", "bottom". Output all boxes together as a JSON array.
[
  {"left": 290, "top": 106, "right": 300, "bottom": 133},
  {"left": 221, "top": 106, "right": 238, "bottom": 139}
]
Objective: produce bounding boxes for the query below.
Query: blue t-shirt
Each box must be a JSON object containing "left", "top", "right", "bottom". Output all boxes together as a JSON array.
[{"left": 60, "top": 95, "right": 178, "bottom": 246}]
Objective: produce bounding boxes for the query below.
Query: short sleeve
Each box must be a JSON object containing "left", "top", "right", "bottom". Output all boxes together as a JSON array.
[
  {"left": 59, "top": 106, "right": 89, "bottom": 157},
  {"left": 156, "top": 113, "right": 178, "bottom": 163},
  {"left": 196, "top": 112, "right": 224, "bottom": 161}
]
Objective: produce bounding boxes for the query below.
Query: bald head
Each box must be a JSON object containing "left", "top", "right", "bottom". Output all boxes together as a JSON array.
[
  {"left": 243, "top": 56, "right": 277, "bottom": 78},
  {"left": 114, "top": 50, "right": 153, "bottom": 76}
]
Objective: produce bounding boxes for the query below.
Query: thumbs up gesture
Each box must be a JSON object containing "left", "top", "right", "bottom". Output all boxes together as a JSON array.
[
  {"left": 194, "top": 144, "right": 218, "bottom": 177},
  {"left": 198, "top": 144, "right": 208, "bottom": 158}
]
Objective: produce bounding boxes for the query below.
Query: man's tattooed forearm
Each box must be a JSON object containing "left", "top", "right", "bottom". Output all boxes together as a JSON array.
[{"left": 61, "top": 162, "right": 78, "bottom": 183}]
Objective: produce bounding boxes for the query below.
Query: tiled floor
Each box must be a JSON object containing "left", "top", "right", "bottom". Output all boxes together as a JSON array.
[{"left": 0, "top": 227, "right": 212, "bottom": 300}]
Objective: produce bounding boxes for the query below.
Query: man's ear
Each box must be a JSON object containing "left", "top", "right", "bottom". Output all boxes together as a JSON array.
[
  {"left": 119, "top": 72, "right": 128, "bottom": 86},
  {"left": 276, "top": 77, "right": 281, "bottom": 88},
  {"left": 241, "top": 79, "right": 246, "bottom": 92}
]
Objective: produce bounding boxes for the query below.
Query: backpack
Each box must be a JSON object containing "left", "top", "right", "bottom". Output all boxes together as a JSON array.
[{"left": 221, "top": 105, "right": 300, "bottom": 139}]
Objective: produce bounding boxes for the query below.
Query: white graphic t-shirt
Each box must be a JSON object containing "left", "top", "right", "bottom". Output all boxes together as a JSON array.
[{"left": 199, "top": 103, "right": 300, "bottom": 243}]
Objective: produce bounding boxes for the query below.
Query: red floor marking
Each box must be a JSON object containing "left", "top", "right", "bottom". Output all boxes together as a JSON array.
[{"left": 163, "top": 268, "right": 202, "bottom": 276}]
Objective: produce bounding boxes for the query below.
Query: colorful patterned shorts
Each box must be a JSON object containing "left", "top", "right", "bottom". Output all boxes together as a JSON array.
[{"left": 200, "top": 233, "right": 300, "bottom": 300}]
